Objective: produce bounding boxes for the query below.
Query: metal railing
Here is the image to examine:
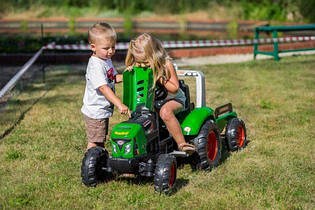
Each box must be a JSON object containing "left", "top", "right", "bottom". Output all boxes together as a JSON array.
[
  {"left": 0, "top": 47, "right": 44, "bottom": 99},
  {"left": 254, "top": 24, "right": 315, "bottom": 61}
]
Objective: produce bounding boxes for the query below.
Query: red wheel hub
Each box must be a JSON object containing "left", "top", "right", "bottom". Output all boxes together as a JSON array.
[
  {"left": 207, "top": 130, "right": 217, "bottom": 161},
  {"left": 169, "top": 163, "right": 175, "bottom": 187},
  {"left": 236, "top": 125, "right": 245, "bottom": 147}
]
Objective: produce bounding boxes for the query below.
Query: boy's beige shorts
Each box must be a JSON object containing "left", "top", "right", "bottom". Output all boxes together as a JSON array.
[{"left": 83, "top": 114, "right": 109, "bottom": 143}]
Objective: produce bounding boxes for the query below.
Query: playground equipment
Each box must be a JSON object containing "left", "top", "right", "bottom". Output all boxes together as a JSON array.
[{"left": 81, "top": 67, "right": 247, "bottom": 194}]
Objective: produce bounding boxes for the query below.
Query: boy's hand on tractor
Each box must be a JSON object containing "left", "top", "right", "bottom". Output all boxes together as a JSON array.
[
  {"left": 115, "top": 74, "right": 123, "bottom": 83},
  {"left": 118, "top": 103, "right": 131, "bottom": 117}
]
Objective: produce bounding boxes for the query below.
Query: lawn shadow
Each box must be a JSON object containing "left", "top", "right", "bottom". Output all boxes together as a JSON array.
[
  {"left": 0, "top": 91, "right": 48, "bottom": 141},
  {"left": 221, "top": 139, "right": 251, "bottom": 164},
  {"left": 220, "top": 141, "right": 231, "bottom": 164},
  {"left": 38, "top": 94, "right": 79, "bottom": 105},
  {"left": 0, "top": 67, "right": 85, "bottom": 140},
  {"left": 181, "top": 138, "right": 251, "bottom": 172},
  {"left": 116, "top": 174, "right": 153, "bottom": 185},
  {"left": 97, "top": 173, "right": 118, "bottom": 185},
  {"left": 170, "top": 178, "right": 189, "bottom": 195},
  {"left": 113, "top": 174, "right": 189, "bottom": 195},
  {"left": 221, "top": 139, "right": 250, "bottom": 164}
]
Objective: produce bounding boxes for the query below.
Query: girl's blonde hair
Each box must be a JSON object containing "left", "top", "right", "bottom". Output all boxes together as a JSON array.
[{"left": 125, "top": 33, "right": 170, "bottom": 83}]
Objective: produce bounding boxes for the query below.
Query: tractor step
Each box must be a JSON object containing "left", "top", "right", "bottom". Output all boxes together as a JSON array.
[{"left": 169, "top": 150, "right": 189, "bottom": 157}]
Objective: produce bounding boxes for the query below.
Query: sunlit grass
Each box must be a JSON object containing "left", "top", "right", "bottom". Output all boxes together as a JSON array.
[{"left": 0, "top": 55, "right": 314, "bottom": 209}]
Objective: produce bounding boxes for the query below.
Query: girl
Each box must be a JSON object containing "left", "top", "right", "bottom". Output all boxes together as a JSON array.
[{"left": 125, "top": 33, "right": 195, "bottom": 154}]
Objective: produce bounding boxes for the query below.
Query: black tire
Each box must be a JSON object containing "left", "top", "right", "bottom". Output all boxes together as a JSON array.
[
  {"left": 154, "top": 154, "right": 177, "bottom": 194},
  {"left": 192, "top": 120, "right": 221, "bottom": 170},
  {"left": 81, "top": 146, "right": 110, "bottom": 187},
  {"left": 225, "top": 118, "right": 247, "bottom": 151}
]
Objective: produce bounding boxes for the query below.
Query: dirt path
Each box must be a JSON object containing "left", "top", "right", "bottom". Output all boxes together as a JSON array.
[{"left": 174, "top": 51, "right": 315, "bottom": 66}]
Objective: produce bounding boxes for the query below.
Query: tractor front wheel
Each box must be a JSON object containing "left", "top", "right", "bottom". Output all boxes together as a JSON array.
[
  {"left": 193, "top": 120, "right": 221, "bottom": 170},
  {"left": 225, "top": 118, "right": 247, "bottom": 151},
  {"left": 154, "top": 154, "right": 177, "bottom": 194},
  {"left": 81, "top": 146, "right": 111, "bottom": 187}
]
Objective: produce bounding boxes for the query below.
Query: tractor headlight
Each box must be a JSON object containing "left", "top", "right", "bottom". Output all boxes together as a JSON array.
[
  {"left": 124, "top": 143, "right": 132, "bottom": 154},
  {"left": 112, "top": 144, "right": 117, "bottom": 153}
]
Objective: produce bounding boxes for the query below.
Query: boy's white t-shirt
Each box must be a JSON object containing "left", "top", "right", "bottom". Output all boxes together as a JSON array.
[{"left": 81, "top": 56, "right": 118, "bottom": 119}]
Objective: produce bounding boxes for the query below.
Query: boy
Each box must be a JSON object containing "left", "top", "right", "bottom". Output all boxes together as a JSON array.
[{"left": 81, "top": 22, "right": 130, "bottom": 150}]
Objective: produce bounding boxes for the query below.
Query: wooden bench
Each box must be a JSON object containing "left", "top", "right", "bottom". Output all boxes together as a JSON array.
[{"left": 253, "top": 24, "right": 315, "bottom": 61}]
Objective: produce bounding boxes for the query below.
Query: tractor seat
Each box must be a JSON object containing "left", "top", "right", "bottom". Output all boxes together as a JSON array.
[
  {"left": 175, "top": 80, "right": 192, "bottom": 123},
  {"left": 178, "top": 80, "right": 191, "bottom": 111}
]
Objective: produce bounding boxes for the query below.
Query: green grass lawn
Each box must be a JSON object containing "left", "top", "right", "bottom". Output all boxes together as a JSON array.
[{"left": 0, "top": 55, "right": 314, "bottom": 209}]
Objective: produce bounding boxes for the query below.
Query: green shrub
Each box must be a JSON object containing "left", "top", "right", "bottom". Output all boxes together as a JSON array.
[
  {"left": 227, "top": 21, "right": 238, "bottom": 39},
  {"left": 240, "top": 0, "right": 286, "bottom": 21},
  {"left": 20, "top": 21, "right": 29, "bottom": 33},
  {"left": 153, "top": 0, "right": 209, "bottom": 14},
  {"left": 217, "top": 0, "right": 311, "bottom": 22},
  {"left": 123, "top": 10, "right": 134, "bottom": 38},
  {"left": 298, "top": 0, "right": 315, "bottom": 22},
  {"left": 68, "top": 18, "right": 76, "bottom": 33},
  {"left": 3, "top": 0, "right": 314, "bottom": 22}
]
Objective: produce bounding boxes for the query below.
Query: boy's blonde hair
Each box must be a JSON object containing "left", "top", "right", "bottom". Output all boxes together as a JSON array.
[
  {"left": 88, "top": 22, "right": 117, "bottom": 44},
  {"left": 125, "top": 33, "right": 171, "bottom": 83}
]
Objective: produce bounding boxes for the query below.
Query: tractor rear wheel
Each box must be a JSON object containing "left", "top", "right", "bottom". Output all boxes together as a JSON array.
[
  {"left": 225, "top": 118, "right": 247, "bottom": 151},
  {"left": 154, "top": 154, "right": 177, "bottom": 194},
  {"left": 192, "top": 120, "right": 221, "bottom": 170},
  {"left": 81, "top": 146, "right": 111, "bottom": 187}
]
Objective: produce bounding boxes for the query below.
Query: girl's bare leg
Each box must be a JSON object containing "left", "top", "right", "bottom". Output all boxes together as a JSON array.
[{"left": 159, "top": 100, "right": 186, "bottom": 146}]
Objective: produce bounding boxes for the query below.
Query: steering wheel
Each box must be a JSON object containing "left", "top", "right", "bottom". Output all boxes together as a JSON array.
[{"left": 155, "top": 83, "right": 168, "bottom": 101}]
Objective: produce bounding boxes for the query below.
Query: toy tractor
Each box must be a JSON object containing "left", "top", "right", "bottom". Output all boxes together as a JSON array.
[{"left": 81, "top": 66, "right": 247, "bottom": 194}]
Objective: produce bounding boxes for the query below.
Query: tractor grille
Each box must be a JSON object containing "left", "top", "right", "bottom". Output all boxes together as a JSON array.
[{"left": 113, "top": 139, "right": 131, "bottom": 150}]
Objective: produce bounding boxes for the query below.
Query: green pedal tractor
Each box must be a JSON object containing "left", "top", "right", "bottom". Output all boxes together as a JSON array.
[{"left": 81, "top": 66, "right": 247, "bottom": 194}]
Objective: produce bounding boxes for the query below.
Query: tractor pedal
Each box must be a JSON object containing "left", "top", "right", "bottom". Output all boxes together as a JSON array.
[{"left": 169, "top": 150, "right": 189, "bottom": 157}]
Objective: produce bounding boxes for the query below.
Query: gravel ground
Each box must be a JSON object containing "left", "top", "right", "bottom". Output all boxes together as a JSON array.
[{"left": 174, "top": 51, "right": 315, "bottom": 66}]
